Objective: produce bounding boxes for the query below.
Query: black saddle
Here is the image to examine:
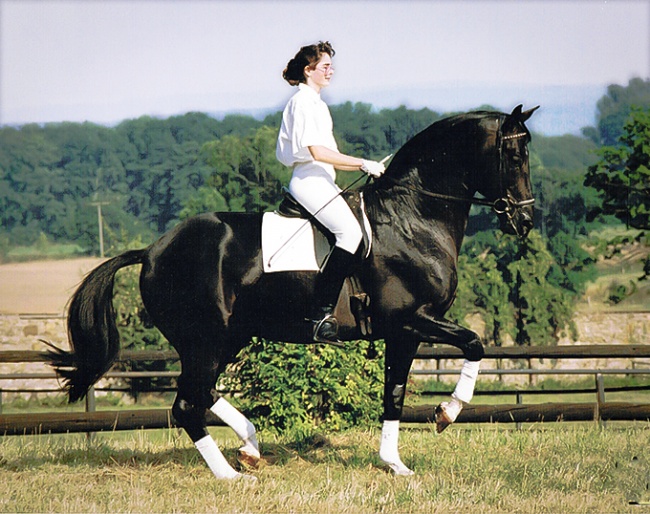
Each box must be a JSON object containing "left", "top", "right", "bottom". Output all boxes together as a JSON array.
[{"left": 277, "top": 191, "right": 371, "bottom": 259}]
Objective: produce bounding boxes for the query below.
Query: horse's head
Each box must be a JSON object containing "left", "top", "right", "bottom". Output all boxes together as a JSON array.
[
  {"left": 479, "top": 105, "right": 538, "bottom": 238},
  {"left": 368, "top": 105, "right": 538, "bottom": 239}
]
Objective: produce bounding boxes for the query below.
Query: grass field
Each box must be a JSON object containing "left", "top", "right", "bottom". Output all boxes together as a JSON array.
[
  {"left": 1, "top": 424, "right": 649, "bottom": 513},
  {"left": 1, "top": 240, "right": 648, "bottom": 512}
]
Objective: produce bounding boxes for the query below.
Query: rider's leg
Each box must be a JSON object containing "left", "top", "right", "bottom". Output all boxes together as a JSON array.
[
  {"left": 309, "top": 244, "right": 359, "bottom": 342},
  {"left": 289, "top": 173, "right": 363, "bottom": 343}
]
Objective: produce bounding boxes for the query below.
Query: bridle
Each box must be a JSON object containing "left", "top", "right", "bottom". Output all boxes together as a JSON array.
[{"left": 384, "top": 119, "right": 535, "bottom": 220}]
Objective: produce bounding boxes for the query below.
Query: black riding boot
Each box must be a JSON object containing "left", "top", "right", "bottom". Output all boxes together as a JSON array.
[{"left": 310, "top": 246, "right": 358, "bottom": 344}]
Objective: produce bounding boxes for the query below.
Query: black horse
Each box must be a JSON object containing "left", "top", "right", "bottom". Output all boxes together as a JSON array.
[{"left": 47, "top": 105, "right": 537, "bottom": 480}]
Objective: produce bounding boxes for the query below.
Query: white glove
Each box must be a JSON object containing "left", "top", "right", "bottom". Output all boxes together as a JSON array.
[{"left": 360, "top": 159, "right": 385, "bottom": 178}]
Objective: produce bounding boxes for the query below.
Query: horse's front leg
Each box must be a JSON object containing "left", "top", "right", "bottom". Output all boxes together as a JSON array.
[
  {"left": 379, "top": 337, "right": 420, "bottom": 475},
  {"left": 405, "top": 305, "right": 484, "bottom": 433}
]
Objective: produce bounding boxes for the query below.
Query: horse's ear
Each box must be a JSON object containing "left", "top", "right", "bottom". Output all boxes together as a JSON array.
[
  {"left": 510, "top": 105, "right": 539, "bottom": 122},
  {"left": 520, "top": 105, "right": 540, "bottom": 122}
]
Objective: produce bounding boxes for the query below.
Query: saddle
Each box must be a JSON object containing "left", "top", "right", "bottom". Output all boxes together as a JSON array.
[
  {"left": 277, "top": 191, "right": 371, "bottom": 259},
  {"left": 277, "top": 191, "right": 373, "bottom": 339}
]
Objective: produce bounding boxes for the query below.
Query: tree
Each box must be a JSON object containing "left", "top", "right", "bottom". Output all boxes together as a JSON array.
[
  {"left": 587, "top": 78, "right": 650, "bottom": 146},
  {"left": 448, "top": 251, "right": 515, "bottom": 346},
  {"left": 458, "top": 231, "right": 577, "bottom": 346},
  {"left": 192, "top": 126, "right": 288, "bottom": 215},
  {"left": 585, "top": 107, "right": 650, "bottom": 230}
]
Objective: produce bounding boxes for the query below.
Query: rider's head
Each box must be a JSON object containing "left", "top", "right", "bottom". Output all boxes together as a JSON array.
[{"left": 282, "top": 41, "right": 335, "bottom": 86}]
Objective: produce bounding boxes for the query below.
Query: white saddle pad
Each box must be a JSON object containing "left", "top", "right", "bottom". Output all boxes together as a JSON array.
[
  {"left": 262, "top": 195, "right": 373, "bottom": 273},
  {"left": 262, "top": 212, "right": 330, "bottom": 273}
]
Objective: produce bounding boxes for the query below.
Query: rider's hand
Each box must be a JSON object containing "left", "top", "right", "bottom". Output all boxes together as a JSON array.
[{"left": 361, "top": 159, "right": 385, "bottom": 178}]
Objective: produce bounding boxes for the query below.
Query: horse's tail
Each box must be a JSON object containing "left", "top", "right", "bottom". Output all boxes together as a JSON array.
[{"left": 45, "top": 249, "right": 147, "bottom": 403}]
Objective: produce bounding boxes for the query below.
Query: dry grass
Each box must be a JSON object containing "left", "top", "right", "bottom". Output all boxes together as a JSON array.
[{"left": 1, "top": 424, "right": 649, "bottom": 513}]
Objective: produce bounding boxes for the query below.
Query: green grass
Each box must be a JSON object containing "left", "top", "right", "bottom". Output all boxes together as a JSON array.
[
  {"left": 1, "top": 424, "right": 649, "bottom": 513},
  {"left": 2, "top": 240, "right": 87, "bottom": 262}
]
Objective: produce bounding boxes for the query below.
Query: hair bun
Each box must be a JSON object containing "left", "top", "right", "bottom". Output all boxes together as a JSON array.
[{"left": 282, "top": 41, "right": 335, "bottom": 86}]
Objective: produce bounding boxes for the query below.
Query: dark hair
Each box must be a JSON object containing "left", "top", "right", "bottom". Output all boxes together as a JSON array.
[{"left": 282, "top": 41, "right": 335, "bottom": 86}]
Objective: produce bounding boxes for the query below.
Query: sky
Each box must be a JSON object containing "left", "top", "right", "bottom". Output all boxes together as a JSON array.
[{"left": 1, "top": 0, "right": 648, "bottom": 135}]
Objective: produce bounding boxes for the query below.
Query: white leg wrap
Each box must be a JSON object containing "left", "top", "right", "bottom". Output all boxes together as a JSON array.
[
  {"left": 452, "top": 359, "right": 480, "bottom": 404},
  {"left": 211, "top": 398, "right": 260, "bottom": 459},
  {"left": 378, "top": 420, "right": 414, "bottom": 476},
  {"left": 195, "top": 435, "right": 241, "bottom": 480}
]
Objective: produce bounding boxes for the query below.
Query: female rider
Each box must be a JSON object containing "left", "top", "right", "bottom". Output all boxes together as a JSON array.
[{"left": 276, "top": 41, "right": 385, "bottom": 344}]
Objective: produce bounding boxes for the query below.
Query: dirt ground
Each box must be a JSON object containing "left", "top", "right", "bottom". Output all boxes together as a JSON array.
[{"left": 0, "top": 258, "right": 105, "bottom": 315}]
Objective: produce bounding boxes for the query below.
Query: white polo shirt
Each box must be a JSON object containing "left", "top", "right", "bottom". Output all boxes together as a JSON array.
[{"left": 276, "top": 83, "right": 338, "bottom": 182}]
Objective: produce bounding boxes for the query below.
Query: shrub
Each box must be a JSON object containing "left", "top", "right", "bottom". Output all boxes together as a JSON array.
[{"left": 219, "top": 338, "right": 384, "bottom": 435}]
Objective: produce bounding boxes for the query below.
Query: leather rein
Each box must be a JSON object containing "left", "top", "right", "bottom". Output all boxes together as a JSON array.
[{"left": 384, "top": 129, "right": 534, "bottom": 217}]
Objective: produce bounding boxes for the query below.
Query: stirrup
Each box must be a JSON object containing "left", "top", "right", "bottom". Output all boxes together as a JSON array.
[{"left": 311, "top": 314, "right": 343, "bottom": 346}]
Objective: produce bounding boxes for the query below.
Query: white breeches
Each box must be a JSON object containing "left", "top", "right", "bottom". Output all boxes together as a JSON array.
[{"left": 289, "top": 171, "right": 363, "bottom": 254}]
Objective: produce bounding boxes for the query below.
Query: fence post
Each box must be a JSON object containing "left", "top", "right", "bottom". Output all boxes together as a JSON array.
[
  {"left": 85, "top": 386, "right": 96, "bottom": 441},
  {"left": 595, "top": 373, "right": 606, "bottom": 427},
  {"left": 516, "top": 392, "right": 523, "bottom": 430}
]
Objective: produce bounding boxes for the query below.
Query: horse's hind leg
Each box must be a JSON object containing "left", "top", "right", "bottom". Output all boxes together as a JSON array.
[
  {"left": 172, "top": 350, "right": 256, "bottom": 482},
  {"left": 209, "top": 393, "right": 260, "bottom": 468}
]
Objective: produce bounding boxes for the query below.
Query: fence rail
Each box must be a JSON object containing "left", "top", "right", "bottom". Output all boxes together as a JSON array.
[{"left": 1, "top": 344, "right": 650, "bottom": 435}]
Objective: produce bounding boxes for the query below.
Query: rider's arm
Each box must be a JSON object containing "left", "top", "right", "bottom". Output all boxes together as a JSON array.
[{"left": 308, "top": 145, "right": 363, "bottom": 171}]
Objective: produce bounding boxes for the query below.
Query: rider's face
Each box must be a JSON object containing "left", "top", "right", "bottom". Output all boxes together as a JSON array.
[{"left": 305, "top": 53, "right": 334, "bottom": 92}]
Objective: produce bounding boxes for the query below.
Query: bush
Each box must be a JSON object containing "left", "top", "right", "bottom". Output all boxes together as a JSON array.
[{"left": 219, "top": 338, "right": 384, "bottom": 435}]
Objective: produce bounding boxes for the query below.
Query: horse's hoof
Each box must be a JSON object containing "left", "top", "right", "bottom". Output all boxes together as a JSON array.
[
  {"left": 384, "top": 461, "right": 415, "bottom": 476},
  {"left": 237, "top": 449, "right": 261, "bottom": 470},
  {"left": 435, "top": 404, "right": 453, "bottom": 434},
  {"left": 235, "top": 473, "right": 258, "bottom": 484}
]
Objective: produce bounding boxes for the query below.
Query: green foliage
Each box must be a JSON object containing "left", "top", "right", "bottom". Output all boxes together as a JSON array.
[
  {"left": 505, "top": 232, "right": 577, "bottom": 345},
  {"left": 448, "top": 251, "right": 515, "bottom": 345},
  {"left": 196, "top": 126, "right": 290, "bottom": 214},
  {"left": 218, "top": 339, "right": 384, "bottom": 435},
  {"left": 585, "top": 107, "right": 650, "bottom": 230},
  {"left": 456, "top": 231, "right": 577, "bottom": 346},
  {"left": 590, "top": 77, "right": 650, "bottom": 145}
]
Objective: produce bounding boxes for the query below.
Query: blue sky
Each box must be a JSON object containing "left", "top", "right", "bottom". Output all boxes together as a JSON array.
[{"left": 1, "top": 0, "right": 648, "bottom": 135}]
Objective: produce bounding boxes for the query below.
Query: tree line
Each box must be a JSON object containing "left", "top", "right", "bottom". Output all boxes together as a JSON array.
[{"left": 0, "top": 78, "right": 648, "bottom": 350}]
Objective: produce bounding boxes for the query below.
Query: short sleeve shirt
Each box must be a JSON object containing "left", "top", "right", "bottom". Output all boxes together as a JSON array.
[{"left": 276, "top": 84, "right": 338, "bottom": 181}]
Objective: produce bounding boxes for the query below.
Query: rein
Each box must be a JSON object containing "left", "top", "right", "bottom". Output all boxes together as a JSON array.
[{"left": 382, "top": 129, "right": 534, "bottom": 216}]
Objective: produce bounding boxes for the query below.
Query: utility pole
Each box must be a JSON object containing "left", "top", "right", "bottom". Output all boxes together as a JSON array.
[
  {"left": 90, "top": 168, "right": 110, "bottom": 258},
  {"left": 89, "top": 201, "right": 109, "bottom": 258}
]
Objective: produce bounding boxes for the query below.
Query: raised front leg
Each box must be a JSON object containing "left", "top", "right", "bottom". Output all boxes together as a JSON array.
[
  {"left": 404, "top": 305, "right": 484, "bottom": 433},
  {"left": 379, "top": 338, "right": 420, "bottom": 475}
]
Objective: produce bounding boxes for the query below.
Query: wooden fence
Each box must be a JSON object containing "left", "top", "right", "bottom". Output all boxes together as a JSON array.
[{"left": 1, "top": 344, "right": 650, "bottom": 435}]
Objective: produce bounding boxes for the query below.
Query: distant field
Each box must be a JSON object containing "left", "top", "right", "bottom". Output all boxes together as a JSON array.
[{"left": 0, "top": 258, "right": 104, "bottom": 315}]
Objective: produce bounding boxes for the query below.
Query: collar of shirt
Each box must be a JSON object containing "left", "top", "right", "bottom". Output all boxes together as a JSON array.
[{"left": 298, "top": 83, "right": 321, "bottom": 100}]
